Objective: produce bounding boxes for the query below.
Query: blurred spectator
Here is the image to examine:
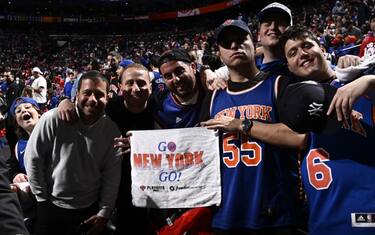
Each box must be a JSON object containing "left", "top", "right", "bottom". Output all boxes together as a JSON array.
[
  {"left": 345, "top": 20, "right": 363, "bottom": 44},
  {"left": 359, "top": 13, "right": 375, "bottom": 59},
  {"left": 30, "top": 67, "right": 47, "bottom": 110},
  {"left": 2, "top": 69, "right": 21, "bottom": 169},
  {"left": 332, "top": 1, "right": 347, "bottom": 16},
  {"left": 358, "top": 0, "right": 371, "bottom": 27},
  {"left": 63, "top": 71, "right": 75, "bottom": 100}
]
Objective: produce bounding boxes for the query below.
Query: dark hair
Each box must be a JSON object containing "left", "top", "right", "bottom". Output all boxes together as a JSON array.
[
  {"left": 150, "top": 55, "right": 161, "bottom": 68},
  {"left": 119, "top": 63, "right": 150, "bottom": 84},
  {"left": 78, "top": 70, "right": 109, "bottom": 93},
  {"left": 279, "top": 26, "right": 321, "bottom": 57}
]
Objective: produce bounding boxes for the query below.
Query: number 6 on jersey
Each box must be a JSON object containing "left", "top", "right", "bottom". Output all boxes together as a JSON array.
[{"left": 306, "top": 148, "right": 333, "bottom": 190}]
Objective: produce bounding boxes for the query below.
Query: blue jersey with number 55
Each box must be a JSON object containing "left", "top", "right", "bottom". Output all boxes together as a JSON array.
[{"left": 210, "top": 72, "right": 300, "bottom": 230}]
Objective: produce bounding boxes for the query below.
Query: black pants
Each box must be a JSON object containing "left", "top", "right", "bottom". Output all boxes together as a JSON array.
[
  {"left": 115, "top": 206, "right": 155, "bottom": 235},
  {"left": 5, "top": 116, "right": 17, "bottom": 158},
  {"left": 35, "top": 200, "right": 97, "bottom": 235}
]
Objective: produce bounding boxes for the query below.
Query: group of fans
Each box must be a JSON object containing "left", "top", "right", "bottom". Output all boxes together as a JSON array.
[{"left": 1, "top": 0, "right": 375, "bottom": 235}]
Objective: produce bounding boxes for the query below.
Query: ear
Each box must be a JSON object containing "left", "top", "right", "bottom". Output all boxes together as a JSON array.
[
  {"left": 190, "top": 62, "right": 197, "bottom": 73},
  {"left": 75, "top": 90, "right": 79, "bottom": 102}
]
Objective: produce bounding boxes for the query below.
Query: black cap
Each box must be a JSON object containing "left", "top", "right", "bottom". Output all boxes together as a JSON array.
[
  {"left": 215, "top": 19, "right": 250, "bottom": 43},
  {"left": 370, "top": 13, "right": 375, "bottom": 21},
  {"left": 278, "top": 81, "right": 341, "bottom": 134},
  {"left": 258, "top": 2, "right": 293, "bottom": 26},
  {"left": 158, "top": 48, "right": 192, "bottom": 69}
]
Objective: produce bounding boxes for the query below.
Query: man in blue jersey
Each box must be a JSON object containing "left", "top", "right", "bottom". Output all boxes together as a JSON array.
[
  {"left": 155, "top": 48, "right": 206, "bottom": 129},
  {"left": 278, "top": 25, "right": 375, "bottom": 235},
  {"left": 201, "top": 19, "right": 306, "bottom": 234}
]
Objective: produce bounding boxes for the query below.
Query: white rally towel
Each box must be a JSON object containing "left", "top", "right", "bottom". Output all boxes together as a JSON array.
[{"left": 130, "top": 127, "right": 221, "bottom": 208}]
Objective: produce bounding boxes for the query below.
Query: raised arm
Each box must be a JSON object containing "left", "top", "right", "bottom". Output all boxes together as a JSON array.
[
  {"left": 202, "top": 66, "right": 229, "bottom": 90},
  {"left": 327, "top": 75, "right": 375, "bottom": 121}
]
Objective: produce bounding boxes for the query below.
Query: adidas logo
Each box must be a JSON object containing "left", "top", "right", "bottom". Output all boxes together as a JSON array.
[
  {"left": 176, "top": 117, "right": 182, "bottom": 123},
  {"left": 357, "top": 215, "right": 366, "bottom": 222},
  {"left": 352, "top": 213, "right": 375, "bottom": 227}
]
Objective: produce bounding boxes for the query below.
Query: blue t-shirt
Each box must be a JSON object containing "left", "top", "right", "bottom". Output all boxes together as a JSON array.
[
  {"left": 256, "top": 56, "right": 290, "bottom": 76},
  {"left": 16, "top": 139, "right": 28, "bottom": 173}
]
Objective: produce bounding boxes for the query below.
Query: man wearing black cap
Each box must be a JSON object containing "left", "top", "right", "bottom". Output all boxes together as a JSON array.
[
  {"left": 201, "top": 19, "right": 306, "bottom": 234},
  {"left": 204, "top": 2, "right": 294, "bottom": 90},
  {"left": 155, "top": 48, "right": 206, "bottom": 128},
  {"left": 279, "top": 25, "right": 375, "bottom": 235}
]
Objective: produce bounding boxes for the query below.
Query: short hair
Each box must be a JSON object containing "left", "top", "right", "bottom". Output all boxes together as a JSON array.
[
  {"left": 279, "top": 26, "right": 321, "bottom": 57},
  {"left": 108, "top": 51, "right": 122, "bottom": 64},
  {"left": 119, "top": 63, "right": 150, "bottom": 83},
  {"left": 78, "top": 70, "right": 109, "bottom": 93},
  {"left": 150, "top": 55, "right": 160, "bottom": 68}
]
